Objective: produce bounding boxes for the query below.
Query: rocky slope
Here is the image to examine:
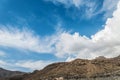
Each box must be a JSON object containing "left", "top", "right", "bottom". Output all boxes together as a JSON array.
[
  {"left": 3, "top": 55, "right": 120, "bottom": 80},
  {"left": 0, "top": 68, "right": 25, "bottom": 80}
]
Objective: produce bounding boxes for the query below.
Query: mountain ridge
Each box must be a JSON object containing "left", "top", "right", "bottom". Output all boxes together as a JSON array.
[
  {"left": 21, "top": 55, "right": 120, "bottom": 80},
  {"left": 1, "top": 55, "right": 120, "bottom": 80},
  {"left": 0, "top": 68, "right": 25, "bottom": 80}
]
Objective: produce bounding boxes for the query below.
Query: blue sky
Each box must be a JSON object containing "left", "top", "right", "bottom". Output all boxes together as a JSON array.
[{"left": 0, "top": 0, "right": 120, "bottom": 72}]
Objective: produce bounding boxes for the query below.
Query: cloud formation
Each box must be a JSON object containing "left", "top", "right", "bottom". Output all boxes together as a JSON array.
[
  {"left": 0, "top": 59, "right": 53, "bottom": 71},
  {"left": 0, "top": 1, "right": 120, "bottom": 71},
  {"left": 15, "top": 60, "right": 53, "bottom": 71},
  {"left": 46, "top": 0, "right": 92, "bottom": 8},
  {"left": 55, "top": 0, "right": 120, "bottom": 60},
  {"left": 0, "top": 26, "right": 58, "bottom": 53},
  {"left": 46, "top": 0, "right": 119, "bottom": 19},
  {"left": 46, "top": 0, "right": 97, "bottom": 18},
  {"left": 100, "top": 0, "right": 119, "bottom": 19},
  {"left": 0, "top": 0, "right": 120, "bottom": 60}
]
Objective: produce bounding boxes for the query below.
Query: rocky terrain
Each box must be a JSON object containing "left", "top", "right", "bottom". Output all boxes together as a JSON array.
[
  {"left": 1, "top": 55, "right": 120, "bottom": 80},
  {"left": 0, "top": 68, "right": 25, "bottom": 80}
]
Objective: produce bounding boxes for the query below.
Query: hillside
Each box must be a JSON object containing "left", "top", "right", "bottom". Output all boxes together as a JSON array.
[
  {"left": 17, "top": 55, "right": 120, "bottom": 80},
  {"left": 0, "top": 68, "right": 25, "bottom": 80}
]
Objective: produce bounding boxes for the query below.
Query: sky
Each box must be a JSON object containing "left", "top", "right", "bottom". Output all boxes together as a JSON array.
[{"left": 0, "top": 0, "right": 120, "bottom": 72}]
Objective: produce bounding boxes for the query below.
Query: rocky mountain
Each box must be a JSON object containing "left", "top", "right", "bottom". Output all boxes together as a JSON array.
[
  {"left": 3, "top": 55, "right": 120, "bottom": 80},
  {"left": 0, "top": 68, "right": 25, "bottom": 80}
]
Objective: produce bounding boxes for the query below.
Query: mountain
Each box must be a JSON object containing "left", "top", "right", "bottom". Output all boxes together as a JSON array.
[
  {"left": 4, "top": 55, "right": 120, "bottom": 80},
  {"left": 0, "top": 68, "right": 25, "bottom": 80}
]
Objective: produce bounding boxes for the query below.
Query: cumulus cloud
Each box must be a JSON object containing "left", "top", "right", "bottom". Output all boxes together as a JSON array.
[{"left": 55, "top": 0, "right": 120, "bottom": 60}]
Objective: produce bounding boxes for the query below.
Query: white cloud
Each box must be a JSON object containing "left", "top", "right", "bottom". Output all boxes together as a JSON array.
[
  {"left": 15, "top": 60, "right": 53, "bottom": 71},
  {"left": 0, "top": 0, "right": 119, "bottom": 73},
  {"left": 46, "top": 0, "right": 119, "bottom": 19},
  {"left": 46, "top": 0, "right": 97, "bottom": 18},
  {"left": 46, "top": 0, "right": 89, "bottom": 8},
  {"left": 54, "top": 0, "right": 120, "bottom": 59},
  {"left": 0, "top": 0, "right": 120, "bottom": 71},
  {"left": 0, "top": 0, "right": 119, "bottom": 66},
  {"left": 100, "top": 0, "right": 119, "bottom": 19},
  {"left": 0, "top": 0, "right": 120, "bottom": 60},
  {"left": 0, "top": 25, "right": 59, "bottom": 53},
  {"left": 0, "top": 60, "right": 18, "bottom": 71},
  {"left": 46, "top": 0, "right": 71, "bottom": 7},
  {"left": 72, "top": 0, "right": 83, "bottom": 8},
  {"left": 0, "top": 59, "right": 53, "bottom": 71},
  {"left": 0, "top": 60, "right": 10, "bottom": 70}
]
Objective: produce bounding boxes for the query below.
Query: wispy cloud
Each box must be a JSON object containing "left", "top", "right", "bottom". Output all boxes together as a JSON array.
[
  {"left": 15, "top": 60, "right": 53, "bottom": 71},
  {"left": 46, "top": 0, "right": 119, "bottom": 19},
  {"left": 0, "top": 59, "right": 53, "bottom": 71},
  {"left": 99, "top": 0, "right": 119, "bottom": 19},
  {"left": 46, "top": 0, "right": 97, "bottom": 18},
  {"left": 0, "top": 25, "right": 59, "bottom": 54},
  {"left": 46, "top": 0, "right": 86, "bottom": 8}
]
